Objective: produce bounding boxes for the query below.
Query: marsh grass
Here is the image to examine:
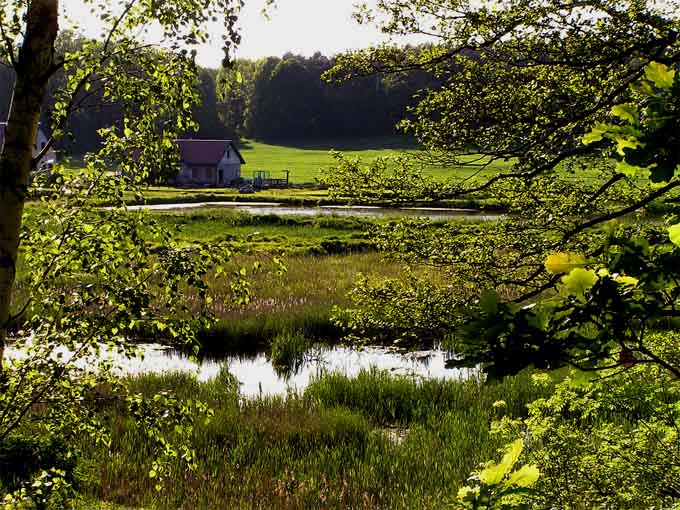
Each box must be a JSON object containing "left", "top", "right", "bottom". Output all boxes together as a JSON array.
[
  {"left": 269, "top": 331, "right": 314, "bottom": 375},
  {"left": 75, "top": 368, "right": 551, "bottom": 510},
  {"left": 153, "top": 210, "right": 377, "bottom": 250},
  {"left": 10, "top": 211, "right": 433, "bottom": 350},
  {"left": 304, "top": 367, "right": 547, "bottom": 425},
  {"left": 193, "top": 252, "right": 410, "bottom": 353}
]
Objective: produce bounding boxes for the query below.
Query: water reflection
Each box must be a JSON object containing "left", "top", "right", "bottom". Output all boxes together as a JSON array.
[
  {"left": 169, "top": 345, "right": 468, "bottom": 397},
  {"left": 127, "top": 202, "right": 504, "bottom": 222},
  {"left": 6, "top": 342, "right": 471, "bottom": 398}
]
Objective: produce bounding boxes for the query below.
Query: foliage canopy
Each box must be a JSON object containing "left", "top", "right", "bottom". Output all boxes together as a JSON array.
[
  {"left": 326, "top": 0, "right": 680, "bottom": 379},
  {"left": 0, "top": 0, "right": 250, "bottom": 505}
]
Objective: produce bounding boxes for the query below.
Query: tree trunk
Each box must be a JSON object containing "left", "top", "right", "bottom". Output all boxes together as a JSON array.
[{"left": 0, "top": 0, "right": 59, "bottom": 372}]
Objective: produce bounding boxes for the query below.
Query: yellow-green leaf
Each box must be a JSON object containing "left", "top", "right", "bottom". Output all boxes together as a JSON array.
[
  {"left": 582, "top": 123, "right": 608, "bottom": 145},
  {"left": 479, "top": 439, "right": 523, "bottom": 486},
  {"left": 668, "top": 223, "right": 680, "bottom": 247},
  {"left": 561, "top": 268, "right": 599, "bottom": 297},
  {"left": 645, "top": 62, "right": 676, "bottom": 90},
  {"left": 457, "top": 486, "right": 480, "bottom": 501},
  {"left": 611, "top": 104, "right": 638, "bottom": 125},
  {"left": 616, "top": 160, "right": 647, "bottom": 178},
  {"left": 614, "top": 275, "right": 639, "bottom": 287},
  {"left": 614, "top": 134, "right": 643, "bottom": 156},
  {"left": 506, "top": 464, "right": 540, "bottom": 488},
  {"left": 545, "top": 252, "right": 586, "bottom": 274}
]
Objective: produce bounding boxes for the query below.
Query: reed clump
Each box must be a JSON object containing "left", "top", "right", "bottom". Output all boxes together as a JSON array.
[{"left": 72, "top": 368, "right": 550, "bottom": 509}]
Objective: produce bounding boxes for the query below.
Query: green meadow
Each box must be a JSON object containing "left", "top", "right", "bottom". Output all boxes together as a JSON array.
[
  {"left": 238, "top": 137, "right": 516, "bottom": 184},
  {"left": 60, "top": 137, "right": 616, "bottom": 210}
]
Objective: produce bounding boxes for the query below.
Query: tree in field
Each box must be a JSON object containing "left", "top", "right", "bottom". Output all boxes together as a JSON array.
[
  {"left": 325, "top": 3, "right": 680, "bottom": 507},
  {"left": 194, "top": 67, "right": 234, "bottom": 140},
  {"left": 0, "top": 0, "right": 248, "bottom": 504},
  {"left": 325, "top": 0, "right": 680, "bottom": 374}
]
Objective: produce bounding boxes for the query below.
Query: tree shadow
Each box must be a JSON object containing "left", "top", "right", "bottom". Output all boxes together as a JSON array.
[{"left": 242, "top": 135, "right": 422, "bottom": 152}]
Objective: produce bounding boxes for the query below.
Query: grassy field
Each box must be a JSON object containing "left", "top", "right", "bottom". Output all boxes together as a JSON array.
[
  {"left": 238, "top": 137, "right": 515, "bottom": 184},
  {"left": 57, "top": 136, "right": 614, "bottom": 210},
  {"left": 63, "top": 368, "right": 551, "bottom": 510},
  {"left": 151, "top": 208, "right": 377, "bottom": 252},
  {"left": 123, "top": 135, "right": 509, "bottom": 207}
]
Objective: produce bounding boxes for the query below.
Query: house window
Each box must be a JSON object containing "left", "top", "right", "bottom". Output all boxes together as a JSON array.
[{"left": 192, "top": 167, "right": 201, "bottom": 180}]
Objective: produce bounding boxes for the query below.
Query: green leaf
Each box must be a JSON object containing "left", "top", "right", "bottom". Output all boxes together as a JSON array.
[
  {"left": 611, "top": 104, "right": 638, "bottom": 125},
  {"left": 616, "top": 160, "right": 647, "bottom": 178},
  {"left": 582, "top": 123, "right": 608, "bottom": 145},
  {"left": 614, "top": 134, "right": 643, "bottom": 156},
  {"left": 479, "top": 439, "right": 523, "bottom": 486},
  {"left": 506, "top": 465, "right": 540, "bottom": 488},
  {"left": 645, "top": 62, "right": 676, "bottom": 90},
  {"left": 561, "top": 268, "right": 599, "bottom": 299},
  {"left": 457, "top": 485, "right": 480, "bottom": 501},
  {"left": 668, "top": 223, "right": 680, "bottom": 247}
]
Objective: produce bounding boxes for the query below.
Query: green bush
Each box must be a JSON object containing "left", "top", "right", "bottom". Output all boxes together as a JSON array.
[{"left": 0, "top": 435, "right": 76, "bottom": 493}]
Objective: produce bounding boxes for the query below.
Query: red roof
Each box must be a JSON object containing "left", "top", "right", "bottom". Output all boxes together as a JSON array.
[{"left": 176, "top": 139, "right": 245, "bottom": 165}]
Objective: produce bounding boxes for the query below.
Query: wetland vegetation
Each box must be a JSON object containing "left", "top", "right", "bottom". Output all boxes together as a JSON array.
[
  {"left": 18, "top": 369, "right": 549, "bottom": 510},
  {"left": 3, "top": 1, "right": 680, "bottom": 509}
]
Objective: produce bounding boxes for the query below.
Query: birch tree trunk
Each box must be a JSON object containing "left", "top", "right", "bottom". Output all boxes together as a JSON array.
[{"left": 0, "top": 0, "right": 59, "bottom": 371}]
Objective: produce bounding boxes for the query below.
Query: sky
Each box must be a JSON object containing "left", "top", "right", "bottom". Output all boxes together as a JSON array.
[
  {"left": 65, "top": 0, "right": 394, "bottom": 69},
  {"left": 223, "top": 0, "right": 391, "bottom": 64}
]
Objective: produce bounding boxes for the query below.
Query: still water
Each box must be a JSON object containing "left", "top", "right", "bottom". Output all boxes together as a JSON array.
[
  {"left": 6, "top": 342, "right": 469, "bottom": 398},
  {"left": 113, "top": 344, "right": 469, "bottom": 397},
  {"left": 127, "top": 202, "right": 504, "bottom": 222}
]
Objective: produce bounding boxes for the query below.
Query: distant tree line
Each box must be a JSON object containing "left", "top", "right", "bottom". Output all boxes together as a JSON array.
[
  {"left": 216, "top": 52, "right": 438, "bottom": 140},
  {"left": 0, "top": 32, "right": 437, "bottom": 156}
]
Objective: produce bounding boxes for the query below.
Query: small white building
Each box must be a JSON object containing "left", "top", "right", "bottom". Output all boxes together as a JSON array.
[
  {"left": 174, "top": 139, "right": 245, "bottom": 187},
  {"left": 0, "top": 122, "right": 57, "bottom": 172}
]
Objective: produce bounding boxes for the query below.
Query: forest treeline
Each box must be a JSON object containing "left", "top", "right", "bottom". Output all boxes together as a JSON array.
[
  {"left": 217, "top": 52, "right": 438, "bottom": 140},
  {"left": 0, "top": 32, "right": 437, "bottom": 156}
]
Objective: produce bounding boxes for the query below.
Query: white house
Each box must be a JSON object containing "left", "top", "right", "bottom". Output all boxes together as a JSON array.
[
  {"left": 174, "top": 139, "right": 245, "bottom": 187},
  {"left": 0, "top": 122, "right": 57, "bottom": 172}
]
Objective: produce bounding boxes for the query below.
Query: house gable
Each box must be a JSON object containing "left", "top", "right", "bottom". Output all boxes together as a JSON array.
[
  {"left": 174, "top": 139, "right": 245, "bottom": 187},
  {"left": 176, "top": 139, "right": 245, "bottom": 167}
]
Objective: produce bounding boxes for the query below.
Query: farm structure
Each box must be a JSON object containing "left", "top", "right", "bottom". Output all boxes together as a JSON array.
[
  {"left": 0, "top": 122, "right": 57, "bottom": 172},
  {"left": 253, "top": 170, "right": 290, "bottom": 189},
  {"left": 174, "top": 139, "right": 245, "bottom": 187}
]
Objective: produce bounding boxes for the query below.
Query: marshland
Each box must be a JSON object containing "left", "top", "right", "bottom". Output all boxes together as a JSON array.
[{"left": 3, "top": 1, "right": 680, "bottom": 510}]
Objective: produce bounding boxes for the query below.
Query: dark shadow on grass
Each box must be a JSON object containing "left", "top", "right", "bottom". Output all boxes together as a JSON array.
[
  {"left": 244, "top": 135, "right": 422, "bottom": 152},
  {"left": 235, "top": 138, "right": 254, "bottom": 150}
]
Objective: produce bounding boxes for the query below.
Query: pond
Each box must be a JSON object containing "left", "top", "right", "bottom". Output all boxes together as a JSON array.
[
  {"left": 127, "top": 202, "right": 504, "bottom": 222},
  {"left": 6, "top": 342, "right": 471, "bottom": 398}
]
